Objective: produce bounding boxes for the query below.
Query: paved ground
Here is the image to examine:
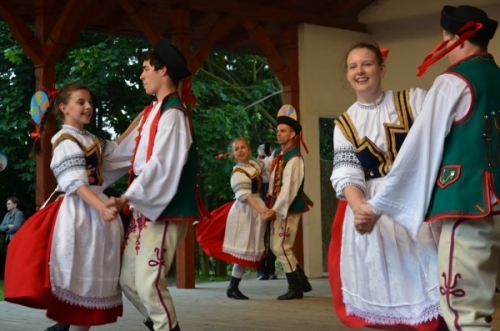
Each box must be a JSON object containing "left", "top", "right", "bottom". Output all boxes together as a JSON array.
[
  {"left": 1, "top": 276, "right": 500, "bottom": 331},
  {"left": 0, "top": 276, "right": 362, "bottom": 331}
]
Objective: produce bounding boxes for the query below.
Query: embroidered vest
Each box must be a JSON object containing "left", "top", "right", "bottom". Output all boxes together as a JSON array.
[
  {"left": 334, "top": 90, "right": 415, "bottom": 179},
  {"left": 426, "top": 54, "right": 500, "bottom": 221},
  {"left": 270, "top": 146, "right": 312, "bottom": 214},
  {"left": 52, "top": 133, "right": 105, "bottom": 186},
  {"left": 129, "top": 93, "right": 206, "bottom": 221}
]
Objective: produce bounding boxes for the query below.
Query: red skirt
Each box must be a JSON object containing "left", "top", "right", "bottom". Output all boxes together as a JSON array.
[
  {"left": 196, "top": 201, "right": 262, "bottom": 269},
  {"left": 328, "top": 200, "right": 447, "bottom": 331},
  {"left": 4, "top": 197, "right": 122, "bottom": 326}
]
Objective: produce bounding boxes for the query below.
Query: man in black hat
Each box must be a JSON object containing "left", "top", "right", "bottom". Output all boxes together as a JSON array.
[
  {"left": 354, "top": 5, "right": 500, "bottom": 329},
  {"left": 107, "top": 39, "right": 206, "bottom": 331},
  {"left": 267, "top": 107, "right": 313, "bottom": 300}
]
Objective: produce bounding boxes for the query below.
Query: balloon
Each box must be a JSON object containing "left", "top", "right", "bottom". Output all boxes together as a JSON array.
[
  {"left": 30, "top": 91, "right": 49, "bottom": 125},
  {"left": 0, "top": 151, "right": 8, "bottom": 172}
]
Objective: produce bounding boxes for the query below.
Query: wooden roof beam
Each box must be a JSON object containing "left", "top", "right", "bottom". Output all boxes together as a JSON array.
[
  {"left": 119, "top": 0, "right": 162, "bottom": 45},
  {"left": 0, "top": 2, "right": 43, "bottom": 64},
  {"left": 241, "top": 19, "right": 290, "bottom": 85},
  {"left": 191, "top": 14, "right": 237, "bottom": 73},
  {"left": 187, "top": 0, "right": 366, "bottom": 31},
  {"left": 329, "top": 0, "right": 376, "bottom": 17},
  {"left": 44, "top": 0, "right": 101, "bottom": 64}
]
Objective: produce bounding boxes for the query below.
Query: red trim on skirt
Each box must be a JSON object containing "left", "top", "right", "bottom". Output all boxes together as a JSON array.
[
  {"left": 196, "top": 201, "right": 263, "bottom": 269},
  {"left": 4, "top": 197, "right": 122, "bottom": 326},
  {"left": 328, "top": 200, "right": 447, "bottom": 331}
]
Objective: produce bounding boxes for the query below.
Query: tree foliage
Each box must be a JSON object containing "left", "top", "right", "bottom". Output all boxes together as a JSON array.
[{"left": 0, "top": 21, "right": 282, "bottom": 223}]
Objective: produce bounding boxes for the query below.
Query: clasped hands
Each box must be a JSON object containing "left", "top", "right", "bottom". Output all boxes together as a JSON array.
[
  {"left": 260, "top": 208, "right": 276, "bottom": 221},
  {"left": 353, "top": 201, "right": 380, "bottom": 235},
  {"left": 99, "top": 195, "right": 129, "bottom": 222}
]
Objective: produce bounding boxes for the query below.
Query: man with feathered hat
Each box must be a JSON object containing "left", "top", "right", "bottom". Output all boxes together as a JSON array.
[
  {"left": 266, "top": 105, "right": 313, "bottom": 300},
  {"left": 354, "top": 5, "right": 500, "bottom": 329}
]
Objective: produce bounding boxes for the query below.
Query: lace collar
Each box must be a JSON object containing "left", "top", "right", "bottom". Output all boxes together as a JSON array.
[
  {"left": 62, "top": 125, "right": 87, "bottom": 135},
  {"left": 356, "top": 91, "right": 386, "bottom": 110}
]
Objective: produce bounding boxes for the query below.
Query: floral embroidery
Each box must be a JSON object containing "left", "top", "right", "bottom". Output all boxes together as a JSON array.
[
  {"left": 440, "top": 272, "right": 465, "bottom": 298},
  {"left": 123, "top": 216, "right": 149, "bottom": 255},
  {"left": 271, "top": 154, "right": 285, "bottom": 198}
]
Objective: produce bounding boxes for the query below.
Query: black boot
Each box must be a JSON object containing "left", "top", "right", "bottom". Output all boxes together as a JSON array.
[
  {"left": 144, "top": 318, "right": 155, "bottom": 331},
  {"left": 170, "top": 322, "right": 181, "bottom": 331},
  {"left": 44, "top": 323, "right": 70, "bottom": 331},
  {"left": 277, "top": 270, "right": 303, "bottom": 300},
  {"left": 226, "top": 276, "right": 249, "bottom": 299},
  {"left": 296, "top": 264, "right": 312, "bottom": 293}
]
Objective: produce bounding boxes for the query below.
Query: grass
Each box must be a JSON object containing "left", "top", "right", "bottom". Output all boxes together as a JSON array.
[{"left": 0, "top": 280, "right": 4, "bottom": 301}]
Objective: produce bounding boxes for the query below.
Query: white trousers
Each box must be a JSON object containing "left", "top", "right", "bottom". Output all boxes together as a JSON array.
[
  {"left": 438, "top": 211, "right": 500, "bottom": 330},
  {"left": 270, "top": 213, "right": 301, "bottom": 273},
  {"left": 120, "top": 215, "right": 188, "bottom": 331}
]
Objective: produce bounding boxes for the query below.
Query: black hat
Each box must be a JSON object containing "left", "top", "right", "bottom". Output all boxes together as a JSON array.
[
  {"left": 153, "top": 38, "right": 192, "bottom": 81},
  {"left": 276, "top": 104, "right": 302, "bottom": 134},
  {"left": 441, "top": 5, "right": 498, "bottom": 42}
]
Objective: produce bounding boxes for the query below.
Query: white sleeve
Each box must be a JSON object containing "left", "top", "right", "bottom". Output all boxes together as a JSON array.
[
  {"left": 50, "top": 140, "right": 88, "bottom": 195},
  {"left": 368, "top": 74, "right": 471, "bottom": 237},
  {"left": 408, "top": 87, "right": 428, "bottom": 118},
  {"left": 272, "top": 156, "right": 304, "bottom": 220},
  {"left": 231, "top": 171, "right": 252, "bottom": 202},
  {"left": 101, "top": 128, "right": 138, "bottom": 188},
  {"left": 124, "top": 109, "right": 192, "bottom": 221},
  {"left": 330, "top": 125, "right": 366, "bottom": 200}
]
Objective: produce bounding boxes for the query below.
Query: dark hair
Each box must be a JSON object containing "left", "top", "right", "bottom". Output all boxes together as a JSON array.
[
  {"left": 6, "top": 196, "right": 19, "bottom": 206},
  {"left": 345, "top": 42, "right": 385, "bottom": 71},
  {"left": 442, "top": 29, "right": 489, "bottom": 51},
  {"left": 31, "top": 82, "right": 91, "bottom": 156},
  {"left": 141, "top": 50, "right": 180, "bottom": 87},
  {"left": 264, "top": 142, "right": 271, "bottom": 156}
]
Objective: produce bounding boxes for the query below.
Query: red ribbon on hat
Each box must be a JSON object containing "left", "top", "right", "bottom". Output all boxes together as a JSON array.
[
  {"left": 380, "top": 48, "right": 389, "bottom": 61},
  {"left": 181, "top": 78, "right": 197, "bottom": 108},
  {"left": 300, "top": 133, "right": 309, "bottom": 154},
  {"left": 417, "top": 21, "right": 483, "bottom": 77}
]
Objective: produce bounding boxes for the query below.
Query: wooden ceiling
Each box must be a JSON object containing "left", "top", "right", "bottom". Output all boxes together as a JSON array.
[{"left": 2, "top": 0, "right": 377, "bottom": 53}]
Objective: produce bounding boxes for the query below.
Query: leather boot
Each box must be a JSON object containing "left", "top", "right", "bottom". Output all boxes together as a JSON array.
[
  {"left": 44, "top": 323, "right": 70, "bottom": 331},
  {"left": 144, "top": 319, "right": 154, "bottom": 331},
  {"left": 277, "top": 270, "right": 303, "bottom": 300},
  {"left": 296, "top": 264, "right": 312, "bottom": 293},
  {"left": 170, "top": 322, "right": 181, "bottom": 331},
  {"left": 226, "top": 276, "right": 249, "bottom": 299}
]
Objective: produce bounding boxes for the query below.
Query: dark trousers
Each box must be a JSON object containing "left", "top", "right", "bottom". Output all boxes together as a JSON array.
[{"left": 258, "top": 183, "right": 276, "bottom": 276}]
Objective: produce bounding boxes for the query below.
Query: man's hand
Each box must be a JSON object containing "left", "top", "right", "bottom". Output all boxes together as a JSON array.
[
  {"left": 261, "top": 208, "right": 276, "bottom": 221},
  {"left": 106, "top": 196, "right": 129, "bottom": 216},
  {"left": 353, "top": 202, "right": 380, "bottom": 234}
]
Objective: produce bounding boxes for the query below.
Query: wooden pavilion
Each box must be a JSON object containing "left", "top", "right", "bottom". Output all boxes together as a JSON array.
[{"left": 0, "top": 0, "right": 377, "bottom": 288}]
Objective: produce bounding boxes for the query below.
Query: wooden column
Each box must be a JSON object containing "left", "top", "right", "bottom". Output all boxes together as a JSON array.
[
  {"left": 171, "top": 2, "right": 196, "bottom": 289},
  {"left": 280, "top": 23, "right": 303, "bottom": 267}
]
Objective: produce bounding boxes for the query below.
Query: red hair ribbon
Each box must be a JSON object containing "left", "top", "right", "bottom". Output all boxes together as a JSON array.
[
  {"left": 380, "top": 48, "right": 389, "bottom": 61},
  {"left": 29, "top": 119, "right": 40, "bottom": 139},
  {"left": 181, "top": 78, "right": 197, "bottom": 108},
  {"left": 417, "top": 21, "right": 483, "bottom": 77},
  {"left": 215, "top": 153, "right": 230, "bottom": 160},
  {"left": 42, "top": 87, "right": 58, "bottom": 99}
]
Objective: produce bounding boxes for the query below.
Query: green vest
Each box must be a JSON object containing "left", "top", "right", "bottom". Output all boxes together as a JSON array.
[
  {"left": 154, "top": 95, "right": 205, "bottom": 221},
  {"left": 270, "top": 146, "right": 312, "bottom": 214},
  {"left": 426, "top": 54, "right": 500, "bottom": 220}
]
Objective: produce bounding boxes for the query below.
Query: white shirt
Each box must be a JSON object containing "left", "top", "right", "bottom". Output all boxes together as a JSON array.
[
  {"left": 368, "top": 74, "right": 472, "bottom": 237},
  {"left": 125, "top": 102, "right": 193, "bottom": 221}
]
